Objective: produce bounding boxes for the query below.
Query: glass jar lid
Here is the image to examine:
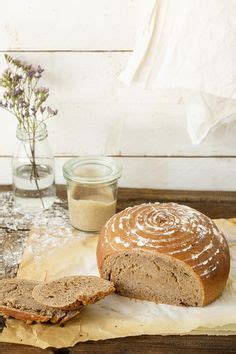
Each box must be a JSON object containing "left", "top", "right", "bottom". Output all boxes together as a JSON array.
[{"left": 63, "top": 156, "right": 122, "bottom": 185}]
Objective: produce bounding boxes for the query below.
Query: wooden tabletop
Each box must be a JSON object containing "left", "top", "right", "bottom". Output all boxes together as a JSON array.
[{"left": 0, "top": 185, "right": 236, "bottom": 354}]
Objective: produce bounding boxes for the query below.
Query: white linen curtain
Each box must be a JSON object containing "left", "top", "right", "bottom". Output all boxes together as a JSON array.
[{"left": 120, "top": 0, "right": 236, "bottom": 144}]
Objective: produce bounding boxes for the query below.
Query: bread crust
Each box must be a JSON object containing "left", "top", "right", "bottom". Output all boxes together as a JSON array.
[
  {"left": 0, "top": 305, "right": 82, "bottom": 324},
  {"left": 97, "top": 203, "right": 230, "bottom": 306},
  {"left": 57, "top": 309, "right": 82, "bottom": 324},
  {"left": 0, "top": 305, "right": 51, "bottom": 323}
]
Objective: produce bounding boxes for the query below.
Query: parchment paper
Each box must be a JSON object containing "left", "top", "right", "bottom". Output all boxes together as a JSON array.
[{"left": 0, "top": 219, "right": 236, "bottom": 349}]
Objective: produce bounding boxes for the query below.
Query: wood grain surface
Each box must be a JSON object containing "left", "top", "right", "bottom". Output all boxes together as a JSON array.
[
  {"left": 1, "top": 0, "right": 236, "bottom": 196},
  {"left": 0, "top": 185, "right": 236, "bottom": 353},
  {"left": 1, "top": 50, "right": 236, "bottom": 158},
  {"left": 0, "top": 335, "right": 236, "bottom": 354},
  {"left": 2, "top": 157, "right": 236, "bottom": 191},
  {"left": 0, "top": 0, "right": 139, "bottom": 51},
  {"left": 56, "top": 185, "right": 236, "bottom": 219}
]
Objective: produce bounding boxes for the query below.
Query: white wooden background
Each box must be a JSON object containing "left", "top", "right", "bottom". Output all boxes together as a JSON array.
[{"left": 0, "top": 0, "right": 235, "bottom": 190}]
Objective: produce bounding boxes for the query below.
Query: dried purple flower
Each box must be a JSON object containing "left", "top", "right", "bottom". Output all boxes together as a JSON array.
[
  {"left": 37, "top": 65, "right": 44, "bottom": 74},
  {"left": 46, "top": 107, "right": 58, "bottom": 116},
  {"left": 35, "top": 87, "right": 49, "bottom": 95},
  {"left": 13, "top": 88, "right": 23, "bottom": 97},
  {"left": 0, "top": 100, "right": 8, "bottom": 108},
  {"left": 31, "top": 105, "right": 36, "bottom": 113},
  {"left": 0, "top": 54, "right": 57, "bottom": 127},
  {"left": 47, "top": 106, "right": 54, "bottom": 115},
  {"left": 26, "top": 69, "right": 36, "bottom": 79},
  {"left": 15, "top": 74, "right": 22, "bottom": 81},
  {"left": 40, "top": 106, "right": 46, "bottom": 114}
]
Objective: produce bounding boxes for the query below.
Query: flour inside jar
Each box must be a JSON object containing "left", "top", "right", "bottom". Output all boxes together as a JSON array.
[
  {"left": 63, "top": 156, "right": 122, "bottom": 232},
  {"left": 68, "top": 191, "right": 117, "bottom": 232}
]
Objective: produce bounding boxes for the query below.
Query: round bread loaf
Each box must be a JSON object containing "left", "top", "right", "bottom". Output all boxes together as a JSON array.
[{"left": 97, "top": 203, "right": 230, "bottom": 306}]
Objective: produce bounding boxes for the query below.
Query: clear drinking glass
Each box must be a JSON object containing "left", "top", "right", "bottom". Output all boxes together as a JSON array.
[
  {"left": 63, "top": 156, "right": 122, "bottom": 232},
  {"left": 12, "top": 123, "right": 56, "bottom": 212}
]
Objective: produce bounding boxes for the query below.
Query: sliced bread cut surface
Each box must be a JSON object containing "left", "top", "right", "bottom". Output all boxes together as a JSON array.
[
  {"left": 32, "top": 275, "right": 115, "bottom": 310},
  {"left": 0, "top": 278, "right": 82, "bottom": 324},
  {"left": 101, "top": 250, "right": 203, "bottom": 306}
]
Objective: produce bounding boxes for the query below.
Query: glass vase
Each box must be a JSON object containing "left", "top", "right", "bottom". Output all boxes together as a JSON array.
[{"left": 12, "top": 123, "right": 56, "bottom": 212}]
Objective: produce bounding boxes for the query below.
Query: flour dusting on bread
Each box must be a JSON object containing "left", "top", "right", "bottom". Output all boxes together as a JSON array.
[
  {"left": 102, "top": 203, "right": 228, "bottom": 279},
  {"left": 97, "top": 203, "right": 230, "bottom": 306}
]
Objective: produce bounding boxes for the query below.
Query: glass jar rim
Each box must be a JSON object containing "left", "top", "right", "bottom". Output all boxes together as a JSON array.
[
  {"left": 16, "top": 122, "right": 48, "bottom": 141},
  {"left": 63, "top": 156, "right": 122, "bottom": 185}
]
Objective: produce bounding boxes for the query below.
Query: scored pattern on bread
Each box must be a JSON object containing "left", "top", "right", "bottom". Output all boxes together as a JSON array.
[
  {"left": 97, "top": 203, "right": 230, "bottom": 306},
  {"left": 32, "top": 276, "right": 115, "bottom": 311},
  {"left": 0, "top": 278, "right": 82, "bottom": 324},
  {"left": 101, "top": 203, "right": 229, "bottom": 278}
]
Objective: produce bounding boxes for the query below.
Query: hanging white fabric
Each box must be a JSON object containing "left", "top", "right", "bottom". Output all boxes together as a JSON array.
[{"left": 120, "top": 0, "right": 236, "bottom": 144}]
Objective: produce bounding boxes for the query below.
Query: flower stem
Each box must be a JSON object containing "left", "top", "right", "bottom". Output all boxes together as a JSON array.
[{"left": 28, "top": 129, "right": 45, "bottom": 209}]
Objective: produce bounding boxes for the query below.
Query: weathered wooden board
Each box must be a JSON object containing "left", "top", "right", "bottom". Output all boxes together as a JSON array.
[
  {"left": 0, "top": 0, "right": 236, "bottom": 191},
  {"left": 1, "top": 156, "right": 236, "bottom": 191},
  {"left": 0, "top": 53, "right": 236, "bottom": 157},
  {"left": 0, "top": 335, "right": 236, "bottom": 354},
  {"left": 0, "top": 0, "right": 144, "bottom": 51},
  {"left": 38, "top": 156, "right": 236, "bottom": 191}
]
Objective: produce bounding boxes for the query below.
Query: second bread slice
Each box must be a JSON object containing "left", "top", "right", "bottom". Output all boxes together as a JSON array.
[
  {"left": 32, "top": 275, "right": 115, "bottom": 310},
  {"left": 0, "top": 278, "right": 82, "bottom": 324}
]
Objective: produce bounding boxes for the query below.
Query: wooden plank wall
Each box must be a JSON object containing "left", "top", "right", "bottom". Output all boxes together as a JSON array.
[{"left": 0, "top": 0, "right": 235, "bottom": 190}]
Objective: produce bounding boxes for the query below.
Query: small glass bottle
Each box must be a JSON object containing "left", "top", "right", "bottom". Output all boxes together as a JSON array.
[
  {"left": 63, "top": 156, "right": 122, "bottom": 232},
  {"left": 12, "top": 122, "right": 56, "bottom": 212}
]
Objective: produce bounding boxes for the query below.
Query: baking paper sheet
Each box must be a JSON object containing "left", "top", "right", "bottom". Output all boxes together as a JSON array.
[{"left": 0, "top": 219, "right": 236, "bottom": 349}]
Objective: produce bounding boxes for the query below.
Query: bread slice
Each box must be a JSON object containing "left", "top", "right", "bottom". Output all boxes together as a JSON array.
[
  {"left": 0, "top": 278, "right": 82, "bottom": 324},
  {"left": 32, "top": 275, "right": 115, "bottom": 310}
]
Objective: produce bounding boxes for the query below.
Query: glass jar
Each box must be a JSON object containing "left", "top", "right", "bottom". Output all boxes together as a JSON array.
[
  {"left": 12, "top": 123, "right": 56, "bottom": 212},
  {"left": 63, "top": 156, "right": 122, "bottom": 232}
]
